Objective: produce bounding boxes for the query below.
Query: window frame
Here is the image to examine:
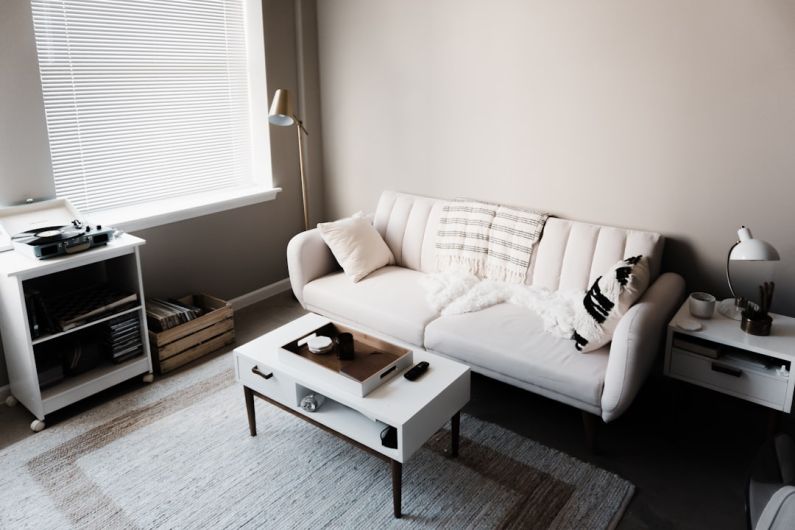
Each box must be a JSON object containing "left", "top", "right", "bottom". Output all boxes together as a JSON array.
[{"left": 32, "top": 0, "right": 279, "bottom": 231}]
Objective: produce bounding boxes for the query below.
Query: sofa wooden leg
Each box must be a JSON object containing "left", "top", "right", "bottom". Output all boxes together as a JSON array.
[{"left": 582, "top": 411, "right": 600, "bottom": 453}]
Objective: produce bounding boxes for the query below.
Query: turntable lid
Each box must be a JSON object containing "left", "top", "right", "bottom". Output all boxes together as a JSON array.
[{"left": 0, "top": 198, "right": 81, "bottom": 241}]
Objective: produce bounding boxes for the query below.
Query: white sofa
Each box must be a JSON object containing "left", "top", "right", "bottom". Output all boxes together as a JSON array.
[{"left": 287, "top": 191, "right": 685, "bottom": 425}]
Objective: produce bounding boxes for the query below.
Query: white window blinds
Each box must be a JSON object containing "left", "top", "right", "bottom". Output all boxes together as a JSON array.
[{"left": 31, "top": 0, "right": 260, "bottom": 213}]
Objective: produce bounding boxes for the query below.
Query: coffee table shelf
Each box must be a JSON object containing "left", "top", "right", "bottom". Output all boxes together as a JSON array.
[{"left": 290, "top": 390, "right": 398, "bottom": 460}]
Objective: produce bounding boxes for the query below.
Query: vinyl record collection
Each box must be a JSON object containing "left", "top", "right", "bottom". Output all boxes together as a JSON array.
[
  {"left": 33, "top": 327, "right": 127, "bottom": 390},
  {"left": 103, "top": 313, "right": 143, "bottom": 364},
  {"left": 25, "top": 283, "right": 144, "bottom": 389},
  {"left": 34, "top": 351, "right": 64, "bottom": 388},
  {"left": 25, "top": 283, "right": 138, "bottom": 337},
  {"left": 146, "top": 298, "right": 203, "bottom": 332},
  {"left": 47, "top": 284, "right": 138, "bottom": 332},
  {"left": 63, "top": 340, "right": 104, "bottom": 375}
]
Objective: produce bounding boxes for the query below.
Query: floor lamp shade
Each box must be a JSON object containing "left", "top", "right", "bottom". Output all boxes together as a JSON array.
[{"left": 268, "top": 89, "right": 295, "bottom": 126}]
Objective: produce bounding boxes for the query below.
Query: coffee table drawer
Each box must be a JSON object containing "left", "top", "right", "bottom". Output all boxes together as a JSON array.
[
  {"left": 669, "top": 348, "right": 788, "bottom": 409},
  {"left": 237, "top": 354, "right": 295, "bottom": 405}
]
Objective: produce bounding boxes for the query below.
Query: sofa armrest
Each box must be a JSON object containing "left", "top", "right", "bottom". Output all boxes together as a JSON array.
[
  {"left": 601, "top": 272, "right": 685, "bottom": 422},
  {"left": 756, "top": 486, "right": 795, "bottom": 530},
  {"left": 286, "top": 228, "right": 338, "bottom": 307}
]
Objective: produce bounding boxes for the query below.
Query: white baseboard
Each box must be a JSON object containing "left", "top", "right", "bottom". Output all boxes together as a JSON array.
[
  {"left": 0, "top": 384, "right": 9, "bottom": 402},
  {"left": 229, "top": 278, "right": 292, "bottom": 310}
]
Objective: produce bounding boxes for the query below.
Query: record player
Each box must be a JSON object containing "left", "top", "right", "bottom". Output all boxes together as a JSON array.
[{"left": 0, "top": 199, "right": 116, "bottom": 260}]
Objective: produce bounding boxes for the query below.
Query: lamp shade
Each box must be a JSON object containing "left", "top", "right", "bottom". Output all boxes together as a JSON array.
[
  {"left": 730, "top": 226, "right": 780, "bottom": 261},
  {"left": 268, "top": 88, "right": 294, "bottom": 126}
]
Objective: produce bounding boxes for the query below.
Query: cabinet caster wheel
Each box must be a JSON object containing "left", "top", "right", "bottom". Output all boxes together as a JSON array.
[
  {"left": 142, "top": 373, "right": 154, "bottom": 383},
  {"left": 30, "top": 419, "right": 45, "bottom": 432},
  {"left": 5, "top": 395, "right": 17, "bottom": 407}
]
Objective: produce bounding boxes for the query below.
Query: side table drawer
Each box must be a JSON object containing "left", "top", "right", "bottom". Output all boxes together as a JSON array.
[
  {"left": 237, "top": 354, "right": 294, "bottom": 406},
  {"left": 670, "top": 349, "right": 788, "bottom": 409}
]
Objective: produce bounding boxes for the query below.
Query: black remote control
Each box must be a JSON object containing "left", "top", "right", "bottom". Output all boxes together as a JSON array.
[{"left": 404, "top": 361, "right": 429, "bottom": 381}]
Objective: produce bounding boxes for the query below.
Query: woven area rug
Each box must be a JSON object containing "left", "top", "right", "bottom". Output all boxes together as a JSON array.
[{"left": 0, "top": 353, "right": 633, "bottom": 529}]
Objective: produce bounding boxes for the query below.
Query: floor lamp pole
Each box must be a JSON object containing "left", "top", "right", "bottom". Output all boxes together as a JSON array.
[
  {"left": 268, "top": 88, "right": 310, "bottom": 232},
  {"left": 295, "top": 118, "right": 309, "bottom": 231}
]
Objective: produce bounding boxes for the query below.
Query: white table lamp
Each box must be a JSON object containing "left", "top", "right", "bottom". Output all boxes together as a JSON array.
[{"left": 718, "top": 226, "right": 780, "bottom": 320}]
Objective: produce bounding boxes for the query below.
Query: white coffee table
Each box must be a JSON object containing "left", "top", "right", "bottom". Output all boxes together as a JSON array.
[{"left": 233, "top": 313, "right": 470, "bottom": 518}]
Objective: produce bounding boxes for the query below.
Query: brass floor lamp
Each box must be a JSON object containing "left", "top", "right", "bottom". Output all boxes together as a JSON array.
[{"left": 268, "top": 88, "right": 310, "bottom": 230}]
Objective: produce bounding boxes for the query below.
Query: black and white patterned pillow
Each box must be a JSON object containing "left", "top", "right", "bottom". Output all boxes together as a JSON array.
[{"left": 572, "top": 255, "right": 650, "bottom": 352}]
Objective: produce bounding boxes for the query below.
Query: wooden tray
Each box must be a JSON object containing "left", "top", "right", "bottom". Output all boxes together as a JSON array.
[
  {"left": 279, "top": 322, "right": 413, "bottom": 396},
  {"left": 148, "top": 294, "right": 234, "bottom": 374}
]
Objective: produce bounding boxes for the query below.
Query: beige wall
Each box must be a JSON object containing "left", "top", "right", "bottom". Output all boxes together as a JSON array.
[
  {"left": 0, "top": 0, "right": 323, "bottom": 387},
  {"left": 316, "top": 0, "right": 795, "bottom": 314}
]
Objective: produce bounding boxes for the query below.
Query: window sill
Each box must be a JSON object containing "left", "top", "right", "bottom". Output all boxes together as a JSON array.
[{"left": 88, "top": 185, "right": 282, "bottom": 233}]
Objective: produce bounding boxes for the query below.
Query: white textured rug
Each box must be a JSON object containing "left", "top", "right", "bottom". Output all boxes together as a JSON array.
[{"left": 0, "top": 353, "right": 633, "bottom": 529}]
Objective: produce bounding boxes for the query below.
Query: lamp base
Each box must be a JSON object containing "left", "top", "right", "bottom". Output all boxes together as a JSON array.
[{"left": 718, "top": 298, "right": 743, "bottom": 321}]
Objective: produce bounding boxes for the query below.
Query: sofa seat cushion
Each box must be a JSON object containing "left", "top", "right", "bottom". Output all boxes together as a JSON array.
[
  {"left": 424, "top": 303, "right": 609, "bottom": 406},
  {"left": 303, "top": 266, "right": 438, "bottom": 346}
]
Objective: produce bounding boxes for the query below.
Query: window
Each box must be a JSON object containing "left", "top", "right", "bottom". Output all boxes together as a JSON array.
[{"left": 30, "top": 0, "right": 273, "bottom": 224}]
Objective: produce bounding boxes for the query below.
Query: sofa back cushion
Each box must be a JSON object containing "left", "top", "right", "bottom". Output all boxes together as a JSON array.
[
  {"left": 530, "top": 218, "right": 663, "bottom": 291},
  {"left": 373, "top": 191, "right": 444, "bottom": 274},
  {"left": 372, "top": 191, "right": 664, "bottom": 291}
]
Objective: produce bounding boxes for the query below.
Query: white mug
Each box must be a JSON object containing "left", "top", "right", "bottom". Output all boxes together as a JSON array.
[{"left": 689, "top": 292, "right": 716, "bottom": 319}]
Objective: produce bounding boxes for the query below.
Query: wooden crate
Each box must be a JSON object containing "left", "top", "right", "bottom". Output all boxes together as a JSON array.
[{"left": 148, "top": 294, "right": 235, "bottom": 374}]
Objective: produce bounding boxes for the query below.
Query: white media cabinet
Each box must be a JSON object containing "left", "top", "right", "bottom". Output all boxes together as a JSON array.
[{"left": 0, "top": 234, "right": 153, "bottom": 431}]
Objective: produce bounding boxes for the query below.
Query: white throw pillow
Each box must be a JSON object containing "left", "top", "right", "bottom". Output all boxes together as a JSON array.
[
  {"left": 317, "top": 213, "right": 395, "bottom": 283},
  {"left": 572, "top": 255, "right": 650, "bottom": 353}
]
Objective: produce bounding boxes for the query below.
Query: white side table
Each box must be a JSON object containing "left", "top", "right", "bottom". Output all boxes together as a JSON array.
[{"left": 664, "top": 301, "right": 795, "bottom": 413}]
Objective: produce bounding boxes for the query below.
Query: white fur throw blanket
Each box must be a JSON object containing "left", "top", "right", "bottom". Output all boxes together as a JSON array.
[
  {"left": 421, "top": 271, "right": 584, "bottom": 339},
  {"left": 435, "top": 200, "right": 548, "bottom": 284}
]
